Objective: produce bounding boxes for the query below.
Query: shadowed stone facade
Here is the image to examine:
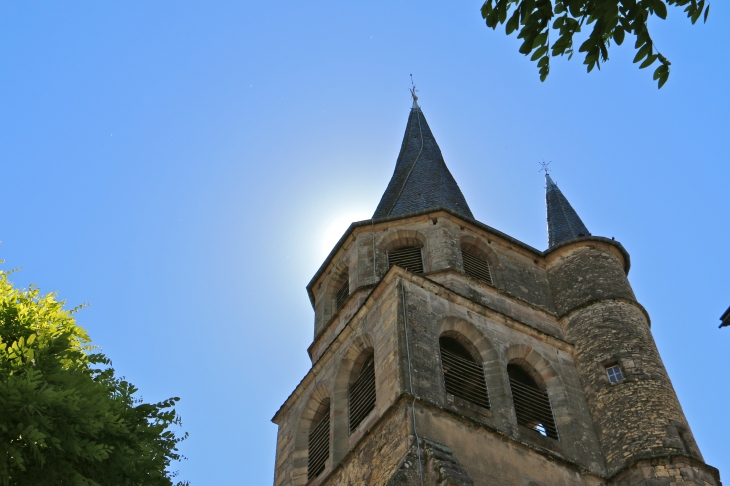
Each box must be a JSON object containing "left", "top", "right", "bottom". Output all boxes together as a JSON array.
[{"left": 271, "top": 102, "right": 720, "bottom": 486}]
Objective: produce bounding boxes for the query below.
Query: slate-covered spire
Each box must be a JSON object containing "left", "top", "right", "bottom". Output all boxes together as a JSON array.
[
  {"left": 373, "top": 98, "right": 473, "bottom": 219},
  {"left": 546, "top": 174, "right": 590, "bottom": 247}
]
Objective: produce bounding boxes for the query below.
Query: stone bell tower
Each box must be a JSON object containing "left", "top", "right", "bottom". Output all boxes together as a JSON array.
[{"left": 271, "top": 95, "right": 721, "bottom": 486}]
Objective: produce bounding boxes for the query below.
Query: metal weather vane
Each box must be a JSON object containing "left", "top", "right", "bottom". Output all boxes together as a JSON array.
[
  {"left": 409, "top": 74, "right": 418, "bottom": 102},
  {"left": 539, "top": 160, "right": 552, "bottom": 175}
]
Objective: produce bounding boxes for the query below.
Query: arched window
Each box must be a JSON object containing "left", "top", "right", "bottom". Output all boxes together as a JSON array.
[
  {"left": 348, "top": 353, "right": 376, "bottom": 433},
  {"left": 507, "top": 364, "right": 558, "bottom": 439},
  {"left": 439, "top": 337, "right": 490, "bottom": 409},
  {"left": 387, "top": 246, "right": 424, "bottom": 275},
  {"left": 334, "top": 270, "right": 349, "bottom": 311},
  {"left": 461, "top": 249, "right": 492, "bottom": 285},
  {"left": 307, "top": 400, "right": 330, "bottom": 480}
]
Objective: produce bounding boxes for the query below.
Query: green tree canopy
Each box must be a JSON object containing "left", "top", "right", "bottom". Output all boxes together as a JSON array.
[
  {"left": 0, "top": 269, "right": 188, "bottom": 486},
  {"left": 480, "top": 0, "right": 710, "bottom": 88}
]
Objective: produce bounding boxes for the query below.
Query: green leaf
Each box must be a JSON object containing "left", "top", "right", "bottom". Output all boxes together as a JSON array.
[
  {"left": 640, "top": 54, "right": 658, "bottom": 69},
  {"left": 654, "top": 1, "right": 668, "bottom": 19},
  {"left": 658, "top": 72, "right": 669, "bottom": 88},
  {"left": 633, "top": 43, "right": 651, "bottom": 63},
  {"left": 533, "top": 32, "right": 548, "bottom": 48},
  {"left": 614, "top": 27, "right": 625, "bottom": 45},
  {"left": 531, "top": 46, "right": 548, "bottom": 60},
  {"left": 506, "top": 10, "right": 520, "bottom": 34},
  {"left": 704, "top": 4, "right": 710, "bottom": 23}
]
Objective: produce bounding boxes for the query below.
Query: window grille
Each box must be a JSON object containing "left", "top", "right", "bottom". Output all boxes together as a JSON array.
[
  {"left": 307, "top": 403, "right": 330, "bottom": 480},
  {"left": 606, "top": 364, "right": 624, "bottom": 384},
  {"left": 439, "top": 337, "right": 490, "bottom": 409},
  {"left": 335, "top": 277, "right": 349, "bottom": 311},
  {"left": 387, "top": 246, "right": 424, "bottom": 275},
  {"left": 349, "top": 354, "right": 376, "bottom": 433},
  {"left": 461, "top": 250, "right": 493, "bottom": 285},
  {"left": 507, "top": 364, "right": 558, "bottom": 439}
]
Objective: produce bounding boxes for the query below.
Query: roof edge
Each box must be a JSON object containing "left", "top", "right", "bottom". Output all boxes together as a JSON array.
[
  {"left": 543, "top": 236, "right": 631, "bottom": 275},
  {"left": 306, "top": 209, "right": 632, "bottom": 308},
  {"left": 720, "top": 306, "right": 730, "bottom": 328}
]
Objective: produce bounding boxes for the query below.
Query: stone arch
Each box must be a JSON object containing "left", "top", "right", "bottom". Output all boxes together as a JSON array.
[
  {"left": 459, "top": 234, "right": 503, "bottom": 286},
  {"left": 321, "top": 259, "right": 351, "bottom": 324},
  {"left": 505, "top": 344, "right": 556, "bottom": 389},
  {"left": 505, "top": 344, "right": 570, "bottom": 440},
  {"left": 379, "top": 228, "right": 426, "bottom": 253},
  {"left": 292, "top": 383, "right": 332, "bottom": 485},
  {"left": 332, "top": 333, "right": 375, "bottom": 463},
  {"left": 439, "top": 317, "right": 511, "bottom": 430},
  {"left": 439, "top": 317, "right": 498, "bottom": 368},
  {"left": 377, "top": 229, "right": 429, "bottom": 274}
]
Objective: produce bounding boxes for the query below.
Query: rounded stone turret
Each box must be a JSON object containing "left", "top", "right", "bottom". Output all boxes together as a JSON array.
[{"left": 546, "top": 238, "right": 704, "bottom": 476}]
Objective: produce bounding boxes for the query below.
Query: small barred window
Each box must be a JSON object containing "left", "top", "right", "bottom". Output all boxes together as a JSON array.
[
  {"left": 439, "top": 337, "right": 490, "bottom": 409},
  {"left": 461, "top": 250, "right": 493, "bottom": 285},
  {"left": 335, "top": 276, "right": 349, "bottom": 311},
  {"left": 508, "top": 364, "right": 558, "bottom": 439},
  {"left": 606, "top": 364, "right": 624, "bottom": 384},
  {"left": 307, "top": 402, "right": 330, "bottom": 480},
  {"left": 349, "top": 354, "right": 376, "bottom": 433},
  {"left": 387, "top": 246, "right": 424, "bottom": 275}
]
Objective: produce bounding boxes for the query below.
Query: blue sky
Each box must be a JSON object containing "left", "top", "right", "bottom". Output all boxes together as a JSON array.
[{"left": 1, "top": 1, "right": 728, "bottom": 484}]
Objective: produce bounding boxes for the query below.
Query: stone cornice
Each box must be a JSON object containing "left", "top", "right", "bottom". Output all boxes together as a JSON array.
[
  {"left": 559, "top": 296, "right": 652, "bottom": 328},
  {"left": 305, "top": 208, "right": 632, "bottom": 309}
]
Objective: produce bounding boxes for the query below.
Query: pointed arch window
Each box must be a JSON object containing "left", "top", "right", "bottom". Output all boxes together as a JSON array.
[
  {"left": 387, "top": 246, "right": 424, "bottom": 275},
  {"left": 507, "top": 364, "right": 558, "bottom": 439},
  {"left": 348, "top": 354, "right": 376, "bottom": 433},
  {"left": 439, "top": 337, "right": 490, "bottom": 409},
  {"left": 461, "top": 249, "right": 492, "bottom": 285},
  {"left": 307, "top": 401, "right": 330, "bottom": 480}
]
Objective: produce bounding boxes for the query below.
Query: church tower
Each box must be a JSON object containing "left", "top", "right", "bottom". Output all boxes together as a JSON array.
[{"left": 271, "top": 97, "right": 721, "bottom": 486}]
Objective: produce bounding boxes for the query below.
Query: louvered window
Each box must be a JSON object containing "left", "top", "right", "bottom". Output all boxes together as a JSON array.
[
  {"left": 387, "top": 246, "right": 424, "bottom": 274},
  {"left": 461, "top": 250, "right": 492, "bottom": 285},
  {"left": 440, "top": 337, "right": 490, "bottom": 409},
  {"left": 508, "top": 364, "right": 558, "bottom": 439},
  {"left": 307, "top": 403, "right": 330, "bottom": 480},
  {"left": 335, "top": 277, "right": 349, "bottom": 311},
  {"left": 349, "top": 354, "right": 376, "bottom": 433}
]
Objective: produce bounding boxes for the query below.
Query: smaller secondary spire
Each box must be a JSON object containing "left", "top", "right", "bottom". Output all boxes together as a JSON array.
[{"left": 546, "top": 173, "right": 590, "bottom": 247}]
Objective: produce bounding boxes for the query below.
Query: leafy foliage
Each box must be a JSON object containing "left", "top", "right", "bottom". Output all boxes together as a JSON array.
[
  {"left": 0, "top": 269, "right": 188, "bottom": 486},
  {"left": 480, "top": 0, "right": 710, "bottom": 88}
]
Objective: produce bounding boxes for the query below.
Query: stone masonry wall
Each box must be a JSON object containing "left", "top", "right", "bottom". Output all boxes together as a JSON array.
[
  {"left": 547, "top": 244, "right": 634, "bottom": 316},
  {"left": 322, "top": 401, "right": 412, "bottom": 486},
  {"left": 397, "top": 275, "right": 606, "bottom": 474},
  {"left": 610, "top": 457, "right": 720, "bottom": 486},
  {"left": 547, "top": 243, "right": 702, "bottom": 475},
  {"left": 564, "top": 301, "right": 698, "bottom": 474},
  {"left": 272, "top": 280, "right": 405, "bottom": 486},
  {"left": 310, "top": 213, "right": 560, "bottom": 345},
  {"left": 281, "top": 214, "right": 720, "bottom": 486}
]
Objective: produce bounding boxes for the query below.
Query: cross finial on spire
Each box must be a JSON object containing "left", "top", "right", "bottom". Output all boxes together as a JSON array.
[
  {"left": 539, "top": 160, "right": 552, "bottom": 175},
  {"left": 409, "top": 74, "right": 419, "bottom": 104}
]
